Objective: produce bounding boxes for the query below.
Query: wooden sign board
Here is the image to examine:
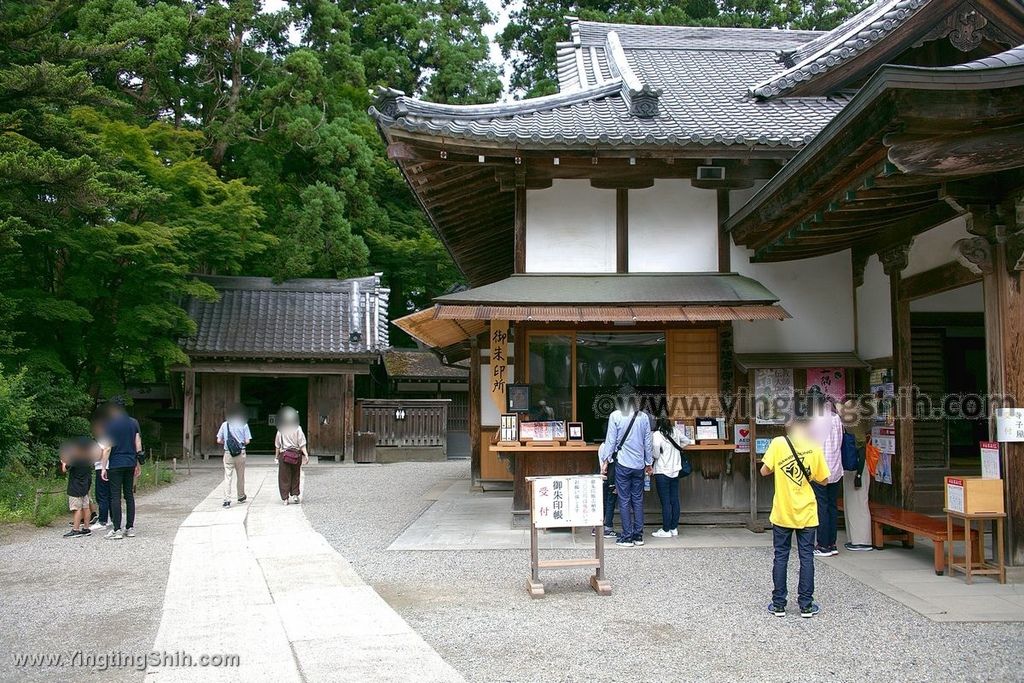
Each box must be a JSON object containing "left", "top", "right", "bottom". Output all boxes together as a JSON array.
[
  {"left": 526, "top": 475, "right": 610, "bottom": 598},
  {"left": 489, "top": 320, "right": 509, "bottom": 416}
]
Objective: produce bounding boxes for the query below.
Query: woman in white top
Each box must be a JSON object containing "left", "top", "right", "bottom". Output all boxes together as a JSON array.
[
  {"left": 274, "top": 406, "right": 309, "bottom": 504},
  {"left": 651, "top": 416, "right": 692, "bottom": 538}
]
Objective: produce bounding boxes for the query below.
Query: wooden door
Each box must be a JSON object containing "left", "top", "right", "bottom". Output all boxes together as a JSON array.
[
  {"left": 200, "top": 374, "right": 240, "bottom": 456},
  {"left": 665, "top": 328, "right": 720, "bottom": 420},
  {"left": 307, "top": 374, "right": 352, "bottom": 461},
  {"left": 911, "top": 327, "right": 947, "bottom": 468}
]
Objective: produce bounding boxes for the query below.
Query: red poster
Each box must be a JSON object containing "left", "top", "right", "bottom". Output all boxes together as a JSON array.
[{"left": 806, "top": 368, "right": 846, "bottom": 402}]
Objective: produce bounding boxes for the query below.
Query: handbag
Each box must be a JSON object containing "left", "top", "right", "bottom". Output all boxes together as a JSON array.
[
  {"left": 662, "top": 433, "right": 693, "bottom": 478},
  {"left": 280, "top": 448, "right": 302, "bottom": 465},
  {"left": 225, "top": 424, "right": 243, "bottom": 457}
]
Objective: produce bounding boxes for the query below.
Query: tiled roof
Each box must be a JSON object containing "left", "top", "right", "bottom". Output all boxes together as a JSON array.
[
  {"left": 383, "top": 350, "right": 468, "bottom": 380},
  {"left": 750, "top": 0, "right": 930, "bottom": 98},
  {"left": 371, "top": 19, "right": 850, "bottom": 149},
  {"left": 183, "top": 275, "right": 390, "bottom": 359}
]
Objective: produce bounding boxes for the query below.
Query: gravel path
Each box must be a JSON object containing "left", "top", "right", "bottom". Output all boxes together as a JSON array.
[
  {"left": 0, "top": 470, "right": 220, "bottom": 682},
  {"left": 303, "top": 462, "right": 1024, "bottom": 683}
]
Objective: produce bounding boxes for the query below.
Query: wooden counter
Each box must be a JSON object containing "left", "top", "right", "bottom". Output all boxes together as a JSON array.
[{"left": 491, "top": 442, "right": 739, "bottom": 527}]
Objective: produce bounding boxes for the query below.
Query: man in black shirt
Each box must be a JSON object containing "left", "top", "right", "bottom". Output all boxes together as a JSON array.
[
  {"left": 61, "top": 438, "right": 96, "bottom": 537},
  {"left": 99, "top": 400, "right": 143, "bottom": 540}
]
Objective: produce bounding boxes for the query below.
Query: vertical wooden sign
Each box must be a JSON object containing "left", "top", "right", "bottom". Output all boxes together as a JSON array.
[{"left": 489, "top": 320, "right": 509, "bottom": 416}]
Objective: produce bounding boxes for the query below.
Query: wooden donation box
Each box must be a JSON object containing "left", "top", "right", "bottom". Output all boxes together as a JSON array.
[
  {"left": 944, "top": 476, "right": 1005, "bottom": 515},
  {"left": 526, "top": 475, "right": 610, "bottom": 598}
]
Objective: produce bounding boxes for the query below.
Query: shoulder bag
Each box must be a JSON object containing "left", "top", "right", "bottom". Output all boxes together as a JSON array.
[
  {"left": 783, "top": 435, "right": 813, "bottom": 484},
  {"left": 662, "top": 432, "right": 693, "bottom": 478}
]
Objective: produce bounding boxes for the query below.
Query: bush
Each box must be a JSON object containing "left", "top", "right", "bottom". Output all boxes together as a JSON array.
[{"left": 0, "top": 366, "right": 33, "bottom": 471}]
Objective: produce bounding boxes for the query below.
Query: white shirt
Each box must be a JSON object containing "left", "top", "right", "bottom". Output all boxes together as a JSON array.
[
  {"left": 217, "top": 421, "right": 252, "bottom": 450},
  {"left": 652, "top": 427, "right": 693, "bottom": 478}
]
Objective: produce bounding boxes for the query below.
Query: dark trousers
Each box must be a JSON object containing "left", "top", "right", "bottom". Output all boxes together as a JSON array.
[
  {"left": 812, "top": 481, "right": 842, "bottom": 549},
  {"left": 772, "top": 526, "right": 815, "bottom": 610},
  {"left": 653, "top": 473, "right": 680, "bottom": 531},
  {"left": 108, "top": 466, "right": 135, "bottom": 531},
  {"left": 278, "top": 460, "right": 302, "bottom": 500},
  {"left": 94, "top": 469, "right": 110, "bottom": 524},
  {"left": 614, "top": 464, "right": 645, "bottom": 540},
  {"left": 602, "top": 473, "right": 618, "bottom": 530}
]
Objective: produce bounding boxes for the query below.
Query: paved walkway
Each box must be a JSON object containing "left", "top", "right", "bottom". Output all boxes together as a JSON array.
[{"left": 147, "top": 467, "right": 464, "bottom": 682}]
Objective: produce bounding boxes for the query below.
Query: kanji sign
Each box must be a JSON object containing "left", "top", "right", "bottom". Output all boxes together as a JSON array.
[
  {"left": 531, "top": 476, "right": 603, "bottom": 529},
  {"left": 489, "top": 319, "right": 509, "bottom": 416}
]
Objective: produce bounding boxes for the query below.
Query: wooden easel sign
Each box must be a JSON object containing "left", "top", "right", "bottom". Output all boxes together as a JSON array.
[{"left": 526, "top": 475, "right": 611, "bottom": 598}]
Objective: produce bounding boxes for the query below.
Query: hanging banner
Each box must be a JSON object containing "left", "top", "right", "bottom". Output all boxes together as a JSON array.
[
  {"left": 806, "top": 368, "right": 846, "bottom": 403},
  {"left": 489, "top": 320, "right": 509, "bottom": 416},
  {"left": 755, "top": 368, "right": 793, "bottom": 425}
]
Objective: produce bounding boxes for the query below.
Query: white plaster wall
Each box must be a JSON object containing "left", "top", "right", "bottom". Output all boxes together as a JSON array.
[
  {"left": 910, "top": 282, "right": 984, "bottom": 312},
  {"left": 904, "top": 216, "right": 972, "bottom": 277},
  {"left": 628, "top": 180, "right": 717, "bottom": 272},
  {"left": 856, "top": 254, "right": 892, "bottom": 361},
  {"left": 525, "top": 180, "right": 616, "bottom": 272},
  {"left": 728, "top": 181, "right": 767, "bottom": 217},
  {"left": 731, "top": 244, "right": 855, "bottom": 353}
]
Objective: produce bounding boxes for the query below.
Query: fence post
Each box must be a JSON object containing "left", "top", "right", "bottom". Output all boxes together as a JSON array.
[{"left": 34, "top": 488, "right": 43, "bottom": 518}]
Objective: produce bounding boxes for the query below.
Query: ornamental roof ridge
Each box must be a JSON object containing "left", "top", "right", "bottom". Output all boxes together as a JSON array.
[{"left": 750, "top": 0, "right": 931, "bottom": 99}]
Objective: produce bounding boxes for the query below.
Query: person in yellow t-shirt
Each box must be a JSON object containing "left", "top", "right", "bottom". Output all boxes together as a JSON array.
[{"left": 760, "top": 418, "right": 830, "bottom": 618}]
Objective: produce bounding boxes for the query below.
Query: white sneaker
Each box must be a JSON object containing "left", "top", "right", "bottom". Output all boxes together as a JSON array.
[
  {"left": 652, "top": 529, "right": 672, "bottom": 538},
  {"left": 89, "top": 522, "right": 104, "bottom": 531},
  {"left": 105, "top": 529, "right": 123, "bottom": 540},
  {"left": 670, "top": 529, "right": 678, "bottom": 537},
  {"left": 125, "top": 527, "right": 136, "bottom": 538},
  {"left": 291, "top": 495, "right": 300, "bottom": 504},
  {"left": 284, "top": 498, "right": 290, "bottom": 505}
]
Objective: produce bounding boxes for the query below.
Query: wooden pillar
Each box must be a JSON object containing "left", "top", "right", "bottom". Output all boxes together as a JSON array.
[
  {"left": 343, "top": 373, "right": 355, "bottom": 462},
  {"left": 616, "top": 189, "right": 629, "bottom": 273},
  {"left": 881, "top": 241, "right": 913, "bottom": 508},
  {"left": 514, "top": 186, "right": 527, "bottom": 273},
  {"left": 717, "top": 189, "right": 731, "bottom": 273},
  {"left": 182, "top": 370, "right": 195, "bottom": 461},
  {"left": 469, "top": 335, "right": 482, "bottom": 488},
  {"left": 977, "top": 239, "right": 1024, "bottom": 563}
]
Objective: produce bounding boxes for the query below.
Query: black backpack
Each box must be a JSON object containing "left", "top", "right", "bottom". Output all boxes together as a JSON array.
[{"left": 225, "top": 424, "right": 243, "bottom": 457}]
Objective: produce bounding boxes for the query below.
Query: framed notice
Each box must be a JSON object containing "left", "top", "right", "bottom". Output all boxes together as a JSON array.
[
  {"left": 531, "top": 476, "right": 604, "bottom": 528},
  {"left": 519, "top": 420, "right": 567, "bottom": 442},
  {"left": 695, "top": 417, "right": 720, "bottom": 441},
  {"left": 734, "top": 425, "right": 751, "bottom": 453},
  {"left": 980, "top": 441, "right": 1001, "bottom": 479},
  {"left": 507, "top": 384, "right": 531, "bottom": 413},
  {"left": 567, "top": 422, "right": 584, "bottom": 441},
  {"left": 996, "top": 408, "right": 1024, "bottom": 442}
]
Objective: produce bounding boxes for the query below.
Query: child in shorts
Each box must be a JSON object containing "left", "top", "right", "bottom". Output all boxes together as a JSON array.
[{"left": 61, "top": 437, "right": 95, "bottom": 537}]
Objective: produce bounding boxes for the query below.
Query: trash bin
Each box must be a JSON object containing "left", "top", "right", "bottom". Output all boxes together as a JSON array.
[{"left": 354, "top": 432, "right": 376, "bottom": 463}]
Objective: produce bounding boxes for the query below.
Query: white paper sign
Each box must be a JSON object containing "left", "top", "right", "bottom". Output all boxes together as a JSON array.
[
  {"left": 531, "top": 476, "right": 603, "bottom": 529},
  {"left": 734, "top": 424, "right": 751, "bottom": 453},
  {"left": 980, "top": 441, "right": 1001, "bottom": 479},
  {"left": 946, "top": 478, "right": 965, "bottom": 514},
  {"left": 996, "top": 408, "right": 1024, "bottom": 442}
]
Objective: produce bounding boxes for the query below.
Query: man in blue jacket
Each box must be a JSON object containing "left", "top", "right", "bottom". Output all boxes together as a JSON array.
[{"left": 599, "top": 387, "right": 654, "bottom": 547}]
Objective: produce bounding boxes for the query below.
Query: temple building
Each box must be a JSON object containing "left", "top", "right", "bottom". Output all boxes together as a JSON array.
[{"left": 372, "top": 1, "right": 1024, "bottom": 559}]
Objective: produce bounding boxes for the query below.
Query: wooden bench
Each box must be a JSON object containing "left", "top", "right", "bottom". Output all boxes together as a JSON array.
[{"left": 838, "top": 500, "right": 980, "bottom": 575}]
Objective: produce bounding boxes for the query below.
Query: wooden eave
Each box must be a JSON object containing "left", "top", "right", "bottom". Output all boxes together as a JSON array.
[{"left": 726, "top": 55, "right": 1024, "bottom": 262}]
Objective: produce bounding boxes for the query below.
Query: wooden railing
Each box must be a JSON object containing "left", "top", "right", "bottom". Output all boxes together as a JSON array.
[{"left": 358, "top": 399, "right": 450, "bottom": 448}]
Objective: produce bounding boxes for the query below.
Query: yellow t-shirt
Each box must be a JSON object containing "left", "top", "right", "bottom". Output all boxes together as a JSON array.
[{"left": 763, "top": 434, "right": 830, "bottom": 529}]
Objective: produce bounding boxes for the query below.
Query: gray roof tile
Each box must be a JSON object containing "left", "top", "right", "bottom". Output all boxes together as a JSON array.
[
  {"left": 372, "top": 19, "right": 849, "bottom": 150},
  {"left": 182, "top": 275, "right": 390, "bottom": 359}
]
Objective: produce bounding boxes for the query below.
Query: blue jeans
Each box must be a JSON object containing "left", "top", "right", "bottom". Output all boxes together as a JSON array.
[
  {"left": 615, "top": 464, "right": 645, "bottom": 540},
  {"left": 94, "top": 469, "right": 110, "bottom": 524},
  {"left": 653, "top": 473, "right": 679, "bottom": 531},
  {"left": 812, "top": 481, "right": 842, "bottom": 549},
  {"left": 772, "top": 526, "right": 815, "bottom": 610},
  {"left": 602, "top": 473, "right": 618, "bottom": 530}
]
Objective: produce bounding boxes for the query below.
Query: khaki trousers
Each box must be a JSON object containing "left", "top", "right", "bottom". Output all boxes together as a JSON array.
[
  {"left": 842, "top": 470, "right": 871, "bottom": 546},
  {"left": 223, "top": 452, "right": 246, "bottom": 501}
]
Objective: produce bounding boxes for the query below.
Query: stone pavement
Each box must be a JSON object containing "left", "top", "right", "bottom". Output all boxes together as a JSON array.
[{"left": 146, "top": 466, "right": 464, "bottom": 682}]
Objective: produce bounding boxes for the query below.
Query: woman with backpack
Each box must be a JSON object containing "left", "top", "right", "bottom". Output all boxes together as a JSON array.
[
  {"left": 216, "top": 404, "right": 252, "bottom": 508},
  {"left": 274, "top": 406, "right": 309, "bottom": 505},
  {"left": 651, "top": 416, "right": 693, "bottom": 538}
]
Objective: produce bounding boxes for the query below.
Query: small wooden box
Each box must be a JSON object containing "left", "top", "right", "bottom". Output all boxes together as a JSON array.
[{"left": 945, "top": 476, "right": 1004, "bottom": 514}]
